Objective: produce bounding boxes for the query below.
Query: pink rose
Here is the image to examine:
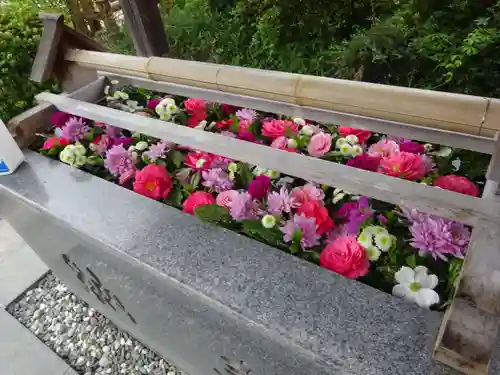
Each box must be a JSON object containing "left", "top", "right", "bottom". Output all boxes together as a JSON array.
[
  {"left": 248, "top": 175, "right": 271, "bottom": 199},
  {"left": 434, "top": 175, "right": 480, "bottom": 197},
  {"left": 184, "top": 151, "right": 214, "bottom": 171},
  {"left": 271, "top": 136, "right": 288, "bottom": 149},
  {"left": 320, "top": 236, "right": 370, "bottom": 279},
  {"left": 262, "top": 119, "right": 298, "bottom": 139},
  {"left": 368, "top": 139, "right": 400, "bottom": 158},
  {"left": 307, "top": 132, "right": 332, "bottom": 157},
  {"left": 216, "top": 190, "right": 239, "bottom": 208},
  {"left": 290, "top": 184, "right": 325, "bottom": 208},
  {"left": 183, "top": 191, "right": 216, "bottom": 215},
  {"left": 379, "top": 152, "right": 426, "bottom": 181},
  {"left": 184, "top": 98, "right": 206, "bottom": 114},
  {"left": 338, "top": 127, "right": 372, "bottom": 144},
  {"left": 133, "top": 165, "right": 173, "bottom": 200}
]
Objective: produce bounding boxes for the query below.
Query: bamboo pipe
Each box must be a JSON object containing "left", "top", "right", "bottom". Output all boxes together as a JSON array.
[{"left": 65, "top": 48, "right": 499, "bottom": 138}]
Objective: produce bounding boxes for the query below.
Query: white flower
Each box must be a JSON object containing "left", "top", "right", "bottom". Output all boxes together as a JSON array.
[
  {"left": 351, "top": 145, "right": 363, "bottom": 156},
  {"left": 365, "top": 245, "right": 381, "bottom": 261},
  {"left": 135, "top": 141, "right": 149, "bottom": 151},
  {"left": 335, "top": 137, "right": 347, "bottom": 148},
  {"left": 104, "top": 85, "right": 110, "bottom": 95},
  {"left": 195, "top": 120, "right": 208, "bottom": 130},
  {"left": 73, "top": 143, "right": 86, "bottom": 157},
  {"left": 424, "top": 143, "right": 433, "bottom": 152},
  {"left": 392, "top": 266, "right": 440, "bottom": 308},
  {"left": 339, "top": 144, "right": 353, "bottom": 156},
  {"left": 113, "top": 91, "right": 129, "bottom": 100},
  {"left": 74, "top": 155, "right": 87, "bottom": 167},
  {"left": 293, "top": 118, "right": 306, "bottom": 127},
  {"left": 266, "top": 170, "right": 281, "bottom": 180},
  {"left": 253, "top": 166, "right": 268, "bottom": 176},
  {"left": 431, "top": 147, "right": 453, "bottom": 157},
  {"left": 357, "top": 231, "right": 373, "bottom": 249},
  {"left": 300, "top": 125, "right": 314, "bottom": 136},
  {"left": 345, "top": 134, "right": 359, "bottom": 145},
  {"left": 374, "top": 231, "right": 392, "bottom": 251},
  {"left": 332, "top": 192, "right": 346, "bottom": 204},
  {"left": 228, "top": 162, "right": 239, "bottom": 174},
  {"left": 155, "top": 98, "right": 178, "bottom": 120},
  {"left": 451, "top": 158, "right": 461, "bottom": 171},
  {"left": 126, "top": 100, "right": 144, "bottom": 112},
  {"left": 59, "top": 146, "right": 75, "bottom": 166},
  {"left": 358, "top": 226, "right": 392, "bottom": 253},
  {"left": 287, "top": 138, "right": 298, "bottom": 148},
  {"left": 195, "top": 158, "right": 207, "bottom": 169},
  {"left": 110, "top": 80, "right": 119, "bottom": 85},
  {"left": 261, "top": 215, "right": 277, "bottom": 229},
  {"left": 131, "top": 151, "right": 139, "bottom": 164}
]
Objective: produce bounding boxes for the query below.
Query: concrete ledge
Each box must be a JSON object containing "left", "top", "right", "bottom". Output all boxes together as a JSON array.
[{"left": 1, "top": 151, "right": 499, "bottom": 375}]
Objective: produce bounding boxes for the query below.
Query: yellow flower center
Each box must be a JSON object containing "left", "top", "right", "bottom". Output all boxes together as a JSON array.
[{"left": 145, "top": 181, "right": 156, "bottom": 191}]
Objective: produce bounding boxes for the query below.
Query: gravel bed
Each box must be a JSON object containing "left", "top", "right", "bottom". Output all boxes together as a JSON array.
[{"left": 8, "top": 273, "right": 185, "bottom": 375}]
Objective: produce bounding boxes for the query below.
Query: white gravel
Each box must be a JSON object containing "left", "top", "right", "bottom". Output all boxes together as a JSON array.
[{"left": 8, "top": 273, "right": 185, "bottom": 375}]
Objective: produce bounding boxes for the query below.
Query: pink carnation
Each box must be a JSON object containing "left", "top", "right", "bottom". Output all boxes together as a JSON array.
[
  {"left": 320, "top": 236, "right": 370, "bottom": 279},
  {"left": 307, "top": 132, "right": 332, "bottom": 157},
  {"left": 262, "top": 119, "right": 298, "bottom": 139},
  {"left": 379, "top": 152, "right": 426, "bottom": 181},
  {"left": 216, "top": 190, "right": 240, "bottom": 208},
  {"left": 290, "top": 184, "right": 325, "bottom": 208},
  {"left": 184, "top": 98, "right": 206, "bottom": 114},
  {"left": 434, "top": 175, "right": 480, "bottom": 197},
  {"left": 368, "top": 139, "right": 400, "bottom": 158},
  {"left": 182, "top": 191, "right": 216, "bottom": 215}
]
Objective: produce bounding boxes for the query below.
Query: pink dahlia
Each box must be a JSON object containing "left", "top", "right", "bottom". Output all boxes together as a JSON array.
[
  {"left": 308, "top": 132, "right": 332, "bottom": 157},
  {"left": 105, "top": 145, "right": 134, "bottom": 177},
  {"left": 290, "top": 184, "right": 325, "bottom": 208},
  {"left": 61, "top": 117, "right": 89, "bottom": 142},
  {"left": 379, "top": 152, "right": 426, "bottom": 181},
  {"left": 433, "top": 175, "right": 480, "bottom": 197},
  {"left": 367, "top": 139, "right": 400, "bottom": 158}
]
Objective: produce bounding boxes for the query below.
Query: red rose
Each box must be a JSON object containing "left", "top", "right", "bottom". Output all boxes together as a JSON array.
[
  {"left": 183, "top": 191, "right": 216, "bottom": 215},
  {"left": 297, "top": 200, "right": 334, "bottom": 235},
  {"left": 216, "top": 119, "right": 234, "bottom": 130},
  {"left": 338, "top": 127, "right": 372, "bottom": 144},
  {"left": 262, "top": 119, "right": 298, "bottom": 139},
  {"left": 320, "top": 236, "right": 370, "bottom": 279},
  {"left": 42, "top": 136, "right": 71, "bottom": 150},
  {"left": 133, "top": 165, "right": 173, "bottom": 200},
  {"left": 187, "top": 111, "right": 207, "bottom": 127},
  {"left": 434, "top": 175, "right": 480, "bottom": 197}
]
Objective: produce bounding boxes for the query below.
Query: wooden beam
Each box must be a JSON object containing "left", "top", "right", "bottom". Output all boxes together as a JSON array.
[
  {"left": 35, "top": 92, "right": 500, "bottom": 226},
  {"left": 118, "top": 0, "right": 169, "bottom": 57}
]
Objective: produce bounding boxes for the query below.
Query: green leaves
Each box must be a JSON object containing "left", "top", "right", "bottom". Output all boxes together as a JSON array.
[
  {"left": 241, "top": 220, "right": 285, "bottom": 247},
  {"left": 194, "top": 204, "right": 235, "bottom": 227}
]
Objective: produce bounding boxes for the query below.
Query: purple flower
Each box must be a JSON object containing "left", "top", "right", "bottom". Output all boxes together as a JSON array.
[
  {"left": 409, "top": 215, "right": 470, "bottom": 261},
  {"left": 51, "top": 112, "right": 71, "bottom": 128},
  {"left": 61, "top": 117, "right": 89, "bottom": 141},
  {"left": 111, "top": 137, "right": 133, "bottom": 148},
  {"left": 230, "top": 192, "right": 260, "bottom": 221},
  {"left": 106, "top": 125, "right": 122, "bottom": 139},
  {"left": 281, "top": 214, "right": 320, "bottom": 248},
  {"left": 211, "top": 156, "right": 232, "bottom": 169},
  {"left": 400, "top": 141, "right": 425, "bottom": 154},
  {"left": 202, "top": 168, "right": 234, "bottom": 193},
  {"left": 401, "top": 207, "right": 427, "bottom": 223},
  {"left": 144, "top": 141, "right": 172, "bottom": 162},
  {"left": 235, "top": 108, "right": 257, "bottom": 123},
  {"left": 147, "top": 98, "right": 162, "bottom": 110},
  {"left": 420, "top": 154, "right": 435, "bottom": 173},
  {"left": 267, "top": 187, "right": 294, "bottom": 215},
  {"left": 343, "top": 197, "right": 374, "bottom": 235},
  {"left": 387, "top": 136, "right": 411, "bottom": 144},
  {"left": 248, "top": 175, "right": 271, "bottom": 199},
  {"left": 104, "top": 145, "right": 134, "bottom": 177}
]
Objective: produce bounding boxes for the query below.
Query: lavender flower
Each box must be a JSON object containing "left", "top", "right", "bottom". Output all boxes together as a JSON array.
[
  {"left": 345, "top": 197, "right": 374, "bottom": 235},
  {"left": 61, "top": 117, "right": 89, "bottom": 141},
  {"left": 104, "top": 145, "right": 134, "bottom": 177},
  {"left": 267, "top": 187, "right": 294, "bottom": 215},
  {"left": 144, "top": 141, "right": 172, "bottom": 162},
  {"left": 409, "top": 214, "right": 470, "bottom": 261},
  {"left": 211, "top": 156, "right": 232, "bottom": 170},
  {"left": 106, "top": 125, "right": 122, "bottom": 139},
  {"left": 281, "top": 214, "right": 320, "bottom": 248},
  {"left": 235, "top": 108, "right": 257, "bottom": 123},
  {"left": 230, "top": 192, "right": 260, "bottom": 221},
  {"left": 202, "top": 168, "right": 234, "bottom": 193}
]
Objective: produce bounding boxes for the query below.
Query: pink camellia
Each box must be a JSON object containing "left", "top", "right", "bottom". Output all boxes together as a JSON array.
[
  {"left": 147, "top": 98, "right": 162, "bottom": 110},
  {"left": 133, "top": 165, "right": 173, "bottom": 200},
  {"left": 216, "top": 190, "right": 240, "bottom": 208},
  {"left": 248, "top": 175, "right": 271, "bottom": 199},
  {"left": 42, "top": 136, "right": 70, "bottom": 150},
  {"left": 184, "top": 151, "right": 214, "bottom": 171},
  {"left": 320, "top": 235, "right": 370, "bottom": 279},
  {"left": 184, "top": 98, "right": 206, "bottom": 114},
  {"left": 400, "top": 141, "right": 425, "bottom": 154},
  {"left": 262, "top": 119, "right": 298, "bottom": 139},
  {"left": 379, "top": 152, "right": 426, "bottom": 181},
  {"left": 290, "top": 184, "right": 325, "bottom": 208},
  {"left": 307, "top": 132, "right": 332, "bottom": 157},
  {"left": 368, "top": 139, "right": 400, "bottom": 158},
  {"left": 434, "top": 175, "right": 480, "bottom": 197},
  {"left": 183, "top": 191, "right": 216, "bottom": 215},
  {"left": 338, "top": 127, "right": 372, "bottom": 144}
]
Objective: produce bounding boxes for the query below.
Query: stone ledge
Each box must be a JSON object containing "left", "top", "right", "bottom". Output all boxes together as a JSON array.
[{"left": 1, "top": 151, "right": 499, "bottom": 375}]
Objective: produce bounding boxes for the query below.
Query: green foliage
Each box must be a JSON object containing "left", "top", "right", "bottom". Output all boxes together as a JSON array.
[{"left": 0, "top": 2, "right": 56, "bottom": 121}]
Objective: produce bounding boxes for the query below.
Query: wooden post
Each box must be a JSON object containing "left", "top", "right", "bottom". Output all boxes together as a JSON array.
[
  {"left": 118, "top": 0, "right": 169, "bottom": 57},
  {"left": 66, "top": 0, "right": 88, "bottom": 35},
  {"left": 434, "top": 134, "right": 500, "bottom": 375},
  {"left": 96, "top": 0, "right": 119, "bottom": 33}
]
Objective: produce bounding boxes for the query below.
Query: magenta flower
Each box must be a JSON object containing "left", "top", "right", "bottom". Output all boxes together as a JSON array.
[
  {"left": 346, "top": 154, "right": 381, "bottom": 172},
  {"left": 202, "top": 168, "right": 234, "bottom": 193},
  {"left": 106, "top": 125, "right": 122, "bottom": 139},
  {"left": 105, "top": 144, "right": 134, "bottom": 177},
  {"left": 400, "top": 141, "right": 425, "bottom": 154},
  {"left": 144, "top": 141, "right": 172, "bottom": 162},
  {"left": 61, "top": 116, "right": 89, "bottom": 141},
  {"left": 409, "top": 215, "right": 470, "bottom": 261},
  {"left": 147, "top": 98, "right": 162, "bottom": 110},
  {"left": 51, "top": 112, "right": 71, "bottom": 128},
  {"left": 267, "top": 187, "right": 294, "bottom": 215},
  {"left": 368, "top": 139, "right": 400, "bottom": 158},
  {"left": 281, "top": 214, "right": 320, "bottom": 248},
  {"left": 248, "top": 175, "right": 271, "bottom": 199},
  {"left": 211, "top": 156, "right": 233, "bottom": 169},
  {"left": 235, "top": 108, "right": 257, "bottom": 123},
  {"left": 230, "top": 192, "right": 260, "bottom": 221},
  {"left": 336, "top": 197, "right": 374, "bottom": 235}
]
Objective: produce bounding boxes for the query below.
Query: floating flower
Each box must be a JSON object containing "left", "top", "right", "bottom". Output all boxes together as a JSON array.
[
  {"left": 346, "top": 154, "right": 381, "bottom": 172},
  {"left": 267, "top": 187, "right": 294, "bottom": 215},
  {"left": 230, "top": 192, "right": 260, "bottom": 221},
  {"left": 368, "top": 139, "right": 400, "bottom": 158},
  {"left": 222, "top": 104, "right": 237, "bottom": 115},
  {"left": 379, "top": 152, "right": 426, "bottom": 181},
  {"left": 392, "top": 266, "right": 439, "bottom": 308},
  {"left": 104, "top": 144, "right": 134, "bottom": 177},
  {"left": 156, "top": 98, "right": 179, "bottom": 121},
  {"left": 184, "top": 98, "right": 207, "bottom": 114},
  {"left": 184, "top": 151, "right": 214, "bottom": 171},
  {"left": 202, "top": 168, "right": 234, "bottom": 193},
  {"left": 262, "top": 119, "right": 298, "bottom": 139},
  {"left": 42, "top": 136, "right": 70, "bottom": 150},
  {"left": 281, "top": 214, "right": 320, "bottom": 249},
  {"left": 59, "top": 143, "right": 87, "bottom": 167},
  {"left": 357, "top": 225, "right": 393, "bottom": 260},
  {"left": 61, "top": 117, "right": 89, "bottom": 142},
  {"left": 337, "top": 197, "right": 374, "bottom": 235},
  {"left": 338, "top": 127, "right": 372, "bottom": 144},
  {"left": 182, "top": 191, "right": 216, "bottom": 215},
  {"left": 433, "top": 175, "right": 480, "bottom": 197},
  {"left": 216, "top": 190, "right": 239, "bottom": 208},
  {"left": 409, "top": 214, "right": 470, "bottom": 261},
  {"left": 105, "top": 125, "right": 122, "bottom": 139},
  {"left": 319, "top": 235, "right": 370, "bottom": 279},
  {"left": 237, "top": 119, "right": 255, "bottom": 141},
  {"left": 248, "top": 175, "right": 271, "bottom": 199},
  {"left": 297, "top": 200, "right": 334, "bottom": 235},
  {"left": 308, "top": 132, "right": 332, "bottom": 157},
  {"left": 216, "top": 118, "right": 234, "bottom": 130}
]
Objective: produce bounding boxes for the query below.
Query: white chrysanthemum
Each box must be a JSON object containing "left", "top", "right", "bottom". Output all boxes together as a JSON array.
[
  {"left": 365, "top": 245, "right": 381, "bottom": 261},
  {"left": 266, "top": 170, "right": 281, "bottom": 180},
  {"left": 156, "top": 98, "right": 178, "bottom": 120},
  {"left": 73, "top": 143, "right": 86, "bottom": 157},
  {"left": 351, "top": 145, "right": 363, "bottom": 156},
  {"left": 195, "top": 158, "right": 207, "bottom": 169},
  {"left": 253, "top": 166, "right": 268, "bottom": 176},
  {"left": 332, "top": 192, "right": 346, "bottom": 204},
  {"left": 294, "top": 118, "right": 306, "bottom": 127},
  {"left": 335, "top": 137, "right": 347, "bottom": 149},
  {"left": 357, "top": 231, "right": 373, "bottom": 249},
  {"left": 261, "top": 215, "right": 277, "bottom": 229},
  {"left": 424, "top": 143, "right": 433, "bottom": 152},
  {"left": 300, "top": 124, "right": 314, "bottom": 136},
  {"left": 339, "top": 144, "right": 353, "bottom": 156},
  {"left": 74, "top": 155, "right": 87, "bottom": 167},
  {"left": 392, "top": 266, "right": 440, "bottom": 308},
  {"left": 113, "top": 91, "right": 129, "bottom": 100},
  {"left": 345, "top": 134, "right": 359, "bottom": 145},
  {"left": 59, "top": 146, "right": 75, "bottom": 166},
  {"left": 287, "top": 138, "right": 298, "bottom": 148},
  {"left": 135, "top": 141, "right": 149, "bottom": 151},
  {"left": 374, "top": 231, "right": 392, "bottom": 252}
]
